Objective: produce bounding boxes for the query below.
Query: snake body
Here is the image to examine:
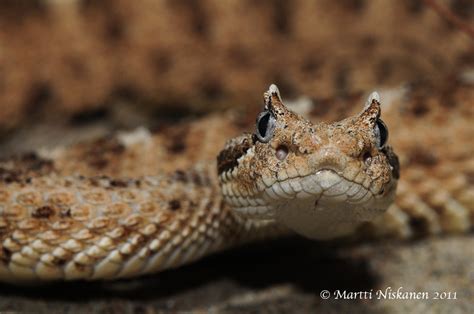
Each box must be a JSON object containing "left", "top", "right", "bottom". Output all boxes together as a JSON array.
[
  {"left": 0, "top": 85, "right": 472, "bottom": 283},
  {"left": 0, "top": 164, "right": 283, "bottom": 282}
]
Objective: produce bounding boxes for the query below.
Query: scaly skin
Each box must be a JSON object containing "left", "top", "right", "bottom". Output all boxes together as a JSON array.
[
  {"left": 218, "top": 86, "right": 398, "bottom": 239},
  {"left": 0, "top": 85, "right": 472, "bottom": 283},
  {"left": 0, "top": 164, "right": 282, "bottom": 282}
]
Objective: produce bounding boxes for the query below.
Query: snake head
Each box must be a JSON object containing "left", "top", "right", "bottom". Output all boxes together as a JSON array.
[{"left": 218, "top": 84, "right": 399, "bottom": 239}]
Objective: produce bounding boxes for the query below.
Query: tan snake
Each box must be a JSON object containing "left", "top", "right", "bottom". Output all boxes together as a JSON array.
[{"left": 0, "top": 85, "right": 471, "bottom": 283}]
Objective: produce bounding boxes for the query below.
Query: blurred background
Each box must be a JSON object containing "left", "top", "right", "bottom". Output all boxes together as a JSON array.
[
  {"left": 0, "top": 0, "right": 472, "bottom": 154},
  {"left": 0, "top": 1, "right": 472, "bottom": 313}
]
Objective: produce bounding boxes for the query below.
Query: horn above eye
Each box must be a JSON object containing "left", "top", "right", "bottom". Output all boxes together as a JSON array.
[
  {"left": 255, "top": 111, "right": 276, "bottom": 143},
  {"left": 374, "top": 119, "right": 388, "bottom": 149}
]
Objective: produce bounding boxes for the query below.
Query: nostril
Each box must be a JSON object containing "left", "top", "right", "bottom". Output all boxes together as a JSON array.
[
  {"left": 363, "top": 151, "right": 372, "bottom": 163},
  {"left": 276, "top": 145, "right": 289, "bottom": 161}
]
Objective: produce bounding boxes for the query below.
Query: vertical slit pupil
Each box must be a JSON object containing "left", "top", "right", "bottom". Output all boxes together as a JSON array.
[
  {"left": 377, "top": 120, "right": 388, "bottom": 147},
  {"left": 258, "top": 112, "right": 270, "bottom": 138}
]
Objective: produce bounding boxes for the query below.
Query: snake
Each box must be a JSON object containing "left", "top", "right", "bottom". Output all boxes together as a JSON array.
[{"left": 0, "top": 84, "right": 471, "bottom": 283}]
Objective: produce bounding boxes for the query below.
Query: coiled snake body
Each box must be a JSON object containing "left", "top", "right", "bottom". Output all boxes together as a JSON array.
[{"left": 0, "top": 85, "right": 471, "bottom": 282}]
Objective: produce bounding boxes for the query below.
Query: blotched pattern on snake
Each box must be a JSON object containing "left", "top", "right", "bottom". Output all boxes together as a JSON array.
[{"left": 0, "top": 85, "right": 471, "bottom": 282}]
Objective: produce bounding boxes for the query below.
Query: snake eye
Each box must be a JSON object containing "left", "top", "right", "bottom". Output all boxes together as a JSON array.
[
  {"left": 374, "top": 119, "right": 388, "bottom": 149},
  {"left": 255, "top": 111, "right": 276, "bottom": 143}
]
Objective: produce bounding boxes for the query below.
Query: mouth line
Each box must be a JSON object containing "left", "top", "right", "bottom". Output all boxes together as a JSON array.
[
  {"left": 232, "top": 170, "right": 384, "bottom": 230},
  {"left": 265, "top": 168, "right": 375, "bottom": 200},
  {"left": 316, "top": 168, "right": 376, "bottom": 197},
  {"left": 228, "top": 168, "right": 381, "bottom": 219}
]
